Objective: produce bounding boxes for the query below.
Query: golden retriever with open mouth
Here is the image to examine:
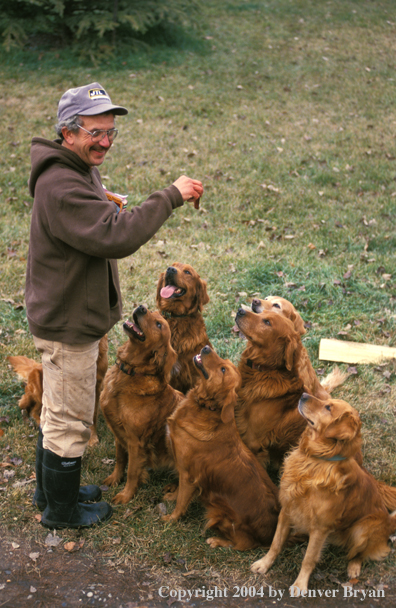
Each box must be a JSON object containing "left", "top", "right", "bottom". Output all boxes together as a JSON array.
[
  {"left": 234, "top": 307, "right": 306, "bottom": 469},
  {"left": 251, "top": 393, "right": 396, "bottom": 595},
  {"left": 163, "top": 345, "right": 280, "bottom": 550},
  {"left": 100, "top": 305, "right": 183, "bottom": 504},
  {"left": 251, "top": 296, "right": 348, "bottom": 400},
  {"left": 156, "top": 262, "right": 211, "bottom": 394}
]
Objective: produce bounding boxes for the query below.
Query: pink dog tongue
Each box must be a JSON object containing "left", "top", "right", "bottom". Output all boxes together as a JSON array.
[{"left": 160, "top": 285, "right": 177, "bottom": 298}]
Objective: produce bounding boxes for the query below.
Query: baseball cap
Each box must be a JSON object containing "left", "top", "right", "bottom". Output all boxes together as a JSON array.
[{"left": 57, "top": 82, "right": 128, "bottom": 121}]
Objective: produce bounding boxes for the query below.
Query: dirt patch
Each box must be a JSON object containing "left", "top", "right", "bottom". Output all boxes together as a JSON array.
[{"left": 1, "top": 530, "right": 396, "bottom": 608}]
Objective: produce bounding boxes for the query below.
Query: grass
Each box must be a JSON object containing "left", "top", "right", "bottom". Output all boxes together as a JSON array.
[{"left": 1, "top": 0, "right": 396, "bottom": 594}]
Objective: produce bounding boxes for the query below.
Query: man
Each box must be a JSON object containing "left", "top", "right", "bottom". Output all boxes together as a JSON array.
[{"left": 25, "top": 82, "right": 203, "bottom": 529}]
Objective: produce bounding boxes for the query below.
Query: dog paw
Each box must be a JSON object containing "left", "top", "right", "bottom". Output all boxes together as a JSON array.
[
  {"left": 347, "top": 559, "right": 362, "bottom": 579},
  {"left": 290, "top": 581, "right": 308, "bottom": 597},
  {"left": 112, "top": 491, "right": 132, "bottom": 505},
  {"left": 103, "top": 474, "right": 121, "bottom": 488},
  {"left": 87, "top": 434, "right": 99, "bottom": 448},
  {"left": 251, "top": 556, "right": 271, "bottom": 575},
  {"left": 163, "top": 491, "right": 178, "bottom": 501},
  {"left": 206, "top": 537, "right": 232, "bottom": 549},
  {"left": 162, "top": 513, "right": 177, "bottom": 523}
]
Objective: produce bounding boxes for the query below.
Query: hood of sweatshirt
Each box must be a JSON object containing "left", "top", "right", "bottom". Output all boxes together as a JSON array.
[{"left": 29, "top": 138, "right": 91, "bottom": 197}]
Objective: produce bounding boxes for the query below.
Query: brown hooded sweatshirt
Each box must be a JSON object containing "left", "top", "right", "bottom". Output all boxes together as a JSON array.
[{"left": 25, "top": 138, "right": 183, "bottom": 343}]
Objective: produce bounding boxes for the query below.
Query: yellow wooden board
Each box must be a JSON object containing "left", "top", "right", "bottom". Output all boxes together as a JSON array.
[{"left": 319, "top": 338, "right": 396, "bottom": 364}]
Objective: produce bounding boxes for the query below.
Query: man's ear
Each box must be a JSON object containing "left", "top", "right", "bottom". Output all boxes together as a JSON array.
[{"left": 61, "top": 126, "right": 75, "bottom": 145}]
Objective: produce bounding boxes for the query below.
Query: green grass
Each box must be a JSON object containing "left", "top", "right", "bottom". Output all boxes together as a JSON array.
[{"left": 1, "top": 0, "right": 396, "bottom": 593}]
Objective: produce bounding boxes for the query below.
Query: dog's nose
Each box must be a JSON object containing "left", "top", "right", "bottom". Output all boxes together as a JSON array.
[
  {"left": 202, "top": 345, "right": 211, "bottom": 355},
  {"left": 251, "top": 299, "right": 261, "bottom": 311},
  {"left": 136, "top": 304, "right": 147, "bottom": 315},
  {"left": 299, "top": 393, "right": 310, "bottom": 405},
  {"left": 165, "top": 266, "right": 177, "bottom": 277},
  {"left": 236, "top": 308, "right": 246, "bottom": 317}
]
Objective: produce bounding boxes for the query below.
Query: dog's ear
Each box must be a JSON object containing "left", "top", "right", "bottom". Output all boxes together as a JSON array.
[
  {"left": 155, "top": 272, "right": 165, "bottom": 306},
  {"left": 284, "top": 334, "right": 299, "bottom": 371},
  {"left": 197, "top": 278, "right": 210, "bottom": 311},
  {"left": 221, "top": 389, "right": 237, "bottom": 424},
  {"left": 162, "top": 345, "right": 178, "bottom": 382},
  {"left": 153, "top": 342, "right": 178, "bottom": 382},
  {"left": 324, "top": 411, "right": 361, "bottom": 441},
  {"left": 290, "top": 309, "right": 306, "bottom": 336}
]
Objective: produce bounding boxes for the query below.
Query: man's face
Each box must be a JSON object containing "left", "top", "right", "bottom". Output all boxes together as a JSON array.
[{"left": 62, "top": 113, "right": 115, "bottom": 168}]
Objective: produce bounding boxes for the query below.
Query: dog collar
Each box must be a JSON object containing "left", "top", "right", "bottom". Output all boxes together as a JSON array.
[
  {"left": 161, "top": 311, "right": 192, "bottom": 319},
  {"left": 246, "top": 359, "right": 266, "bottom": 372},
  {"left": 116, "top": 358, "right": 136, "bottom": 376},
  {"left": 116, "top": 358, "right": 158, "bottom": 378},
  {"left": 317, "top": 454, "right": 347, "bottom": 461}
]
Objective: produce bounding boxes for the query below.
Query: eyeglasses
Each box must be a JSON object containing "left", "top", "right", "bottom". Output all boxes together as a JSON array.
[{"left": 77, "top": 125, "right": 118, "bottom": 142}]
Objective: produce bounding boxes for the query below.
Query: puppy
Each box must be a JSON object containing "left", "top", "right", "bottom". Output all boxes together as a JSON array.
[
  {"left": 251, "top": 296, "right": 348, "bottom": 400},
  {"left": 163, "top": 345, "right": 280, "bottom": 550},
  {"left": 251, "top": 393, "right": 396, "bottom": 595},
  {"left": 100, "top": 305, "right": 183, "bottom": 504},
  {"left": 234, "top": 308, "right": 306, "bottom": 469},
  {"left": 7, "top": 334, "right": 108, "bottom": 446},
  {"left": 156, "top": 262, "right": 212, "bottom": 393}
]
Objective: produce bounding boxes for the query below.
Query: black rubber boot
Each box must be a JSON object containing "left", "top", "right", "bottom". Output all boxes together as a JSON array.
[
  {"left": 33, "top": 428, "right": 102, "bottom": 511},
  {"left": 41, "top": 449, "right": 112, "bottom": 529}
]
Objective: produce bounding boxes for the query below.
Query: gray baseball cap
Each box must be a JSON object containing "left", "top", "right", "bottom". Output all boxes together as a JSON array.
[{"left": 57, "top": 82, "right": 128, "bottom": 121}]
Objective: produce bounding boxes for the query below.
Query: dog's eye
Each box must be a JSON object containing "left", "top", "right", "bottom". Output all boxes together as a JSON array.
[
  {"left": 156, "top": 322, "right": 162, "bottom": 329},
  {"left": 325, "top": 405, "right": 331, "bottom": 411},
  {"left": 273, "top": 303, "right": 281, "bottom": 309},
  {"left": 221, "top": 367, "right": 226, "bottom": 374},
  {"left": 263, "top": 319, "right": 271, "bottom": 326},
  {"left": 184, "top": 269, "right": 191, "bottom": 275}
]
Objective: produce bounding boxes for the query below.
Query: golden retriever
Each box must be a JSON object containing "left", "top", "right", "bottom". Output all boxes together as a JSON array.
[
  {"left": 163, "top": 345, "right": 280, "bottom": 550},
  {"left": 251, "top": 393, "right": 396, "bottom": 595},
  {"left": 156, "top": 262, "right": 211, "bottom": 394},
  {"left": 7, "top": 334, "right": 108, "bottom": 446},
  {"left": 251, "top": 296, "right": 348, "bottom": 400},
  {"left": 100, "top": 305, "right": 183, "bottom": 504},
  {"left": 234, "top": 308, "right": 306, "bottom": 469}
]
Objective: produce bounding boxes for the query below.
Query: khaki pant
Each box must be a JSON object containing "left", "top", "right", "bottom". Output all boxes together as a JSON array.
[{"left": 33, "top": 337, "right": 100, "bottom": 458}]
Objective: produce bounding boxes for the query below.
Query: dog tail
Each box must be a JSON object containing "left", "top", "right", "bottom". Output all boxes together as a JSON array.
[
  {"left": 320, "top": 365, "right": 349, "bottom": 394},
  {"left": 7, "top": 356, "right": 42, "bottom": 381},
  {"left": 376, "top": 481, "right": 396, "bottom": 512},
  {"left": 391, "top": 510, "right": 396, "bottom": 533}
]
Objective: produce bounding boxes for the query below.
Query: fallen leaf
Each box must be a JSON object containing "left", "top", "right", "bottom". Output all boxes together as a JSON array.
[
  {"left": 29, "top": 552, "right": 40, "bottom": 561},
  {"left": 155, "top": 503, "right": 167, "bottom": 516},
  {"left": 347, "top": 366, "right": 358, "bottom": 375},
  {"left": 64, "top": 539, "right": 85, "bottom": 553},
  {"left": 45, "top": 532, "right": 62, "bottom": 547}
]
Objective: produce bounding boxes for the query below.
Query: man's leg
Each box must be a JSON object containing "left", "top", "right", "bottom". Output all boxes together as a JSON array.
[
  {"left": 32, "top": 427, "right": 102, "bottom": 510},
  {"left": 33, "top": 337, "right": 112, "bottom": 528}
]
